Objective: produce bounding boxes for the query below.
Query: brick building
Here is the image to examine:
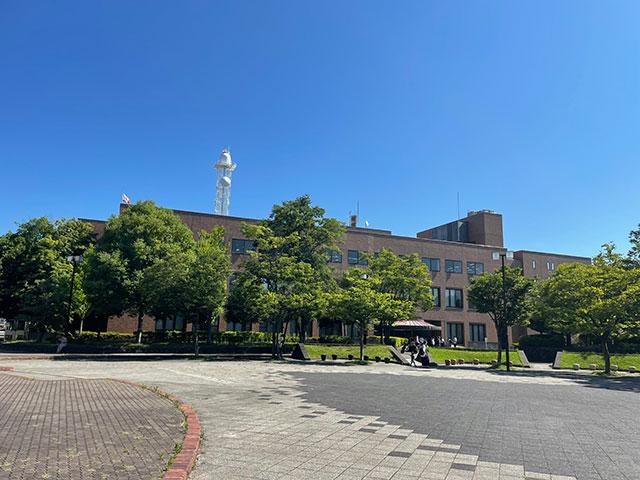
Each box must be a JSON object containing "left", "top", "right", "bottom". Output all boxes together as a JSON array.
[{"left": 84, "top": 206, "right": 589, "bottom": 346}]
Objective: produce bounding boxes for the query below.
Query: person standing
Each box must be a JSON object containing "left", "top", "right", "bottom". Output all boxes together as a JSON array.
[{"left": 453, "top": 336, "right": 458, "bottom": 348}]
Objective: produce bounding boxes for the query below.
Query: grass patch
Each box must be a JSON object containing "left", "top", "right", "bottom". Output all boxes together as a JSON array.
[
  {"left": 560, "top": 351, "right": 640, "bottom": 371},
  {"left": 304, "top": 345, "right": 392, "bottom": 360},
  {"left": 429, "top": 348, "right": 523, "bottom": 366}
]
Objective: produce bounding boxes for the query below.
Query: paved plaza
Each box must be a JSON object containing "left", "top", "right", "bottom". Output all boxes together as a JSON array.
[
  {"left": 0, "top": 359, "right": 639, "bottom": 480},
  {"left": 0, "top": 372, "right": 185, "bottom": 479}
]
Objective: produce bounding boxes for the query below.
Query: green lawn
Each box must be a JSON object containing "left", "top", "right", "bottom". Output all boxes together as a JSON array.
[
  {"left": 560, "top": 351, "right": 640, "bottom": 371},
  {"left": 428, "top": 348, "right": 523, "bottom": 366},
  {"left": 304, "top": 345, "right": 393, "bottom": 360}
]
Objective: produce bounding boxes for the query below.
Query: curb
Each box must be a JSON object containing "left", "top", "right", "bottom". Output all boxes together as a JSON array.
[
  {"left": 0, "top": 366, "right": 14, "bottom": 371},
  {"left": 0, "top": 355, "right": 54, "bottom": 361},
  {"left": 109, "top": 379, "right": 201, "bottom": 480}
]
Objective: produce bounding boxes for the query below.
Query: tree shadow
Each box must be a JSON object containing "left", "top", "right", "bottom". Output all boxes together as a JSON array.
[{"left": 482, "top": 366, "right": 640, "bottom": 392}]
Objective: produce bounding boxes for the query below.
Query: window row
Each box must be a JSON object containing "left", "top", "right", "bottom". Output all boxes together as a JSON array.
[
  {"left": 232, "top": 240, "right": 484, "bottom": 275},
  {"left": 532, "top": 260, "right": 557, "bottom": 270}
]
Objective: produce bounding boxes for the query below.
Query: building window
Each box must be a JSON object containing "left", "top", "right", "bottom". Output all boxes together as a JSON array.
[
  {"left": 431, "top": 287, "right": 440, "bottom": 307},
  {"left": 348, "top": 250, "right": 367, "bottom": 265},
  {"left": 446, "top": 322, "right": 464, "bottom": 344},
  {"left": 231, "top": 238, "right": 255, "bottom": 255},
  {"left": 445, "top": 288, "right": 463, "bottom": 308},
  {"left": 445, "top": 259, "right": 462, "bottom": 274},
  {"left": 422, "top": 257, "right": 441, "bottom": 272},
  {"left": 551, "top": 263, "right": 555, "bottom": 270},
  {"left": 469, "top": 324, "right": 486, "bottom": 342},
  {"left": 325, "top": 248, "right": 343, "bottom": 263},
  {"left": 229, "top": 272, "right": 238, "bottom": 290},
  {"left": 532, "top": 260, "right": 536, "bottom": 269},
  {"left": 467, "top": 262, "right": 484, "bottom": 275},
  {"left": 228, "top": 321, "right": 251, "bottom": 332},
  {"left": 156, "top": 316, "right": 184, "bottom": 331},
  {"left": 467, "top": 297, "right": 476, "bottom": 310},
  {"left": 547, "top": 262, "right": 551, "bottom": 270}
]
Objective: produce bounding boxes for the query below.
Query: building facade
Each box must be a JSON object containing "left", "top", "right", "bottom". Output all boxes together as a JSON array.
[{"left": 84, "top": 206, "right": 590, "bottom": 346}]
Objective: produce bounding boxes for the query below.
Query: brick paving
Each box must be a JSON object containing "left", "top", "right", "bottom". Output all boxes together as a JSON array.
[
  {"left": 0, "top": 360, "right": 638, "bottom": 480},
  {"left": 0, "top": 374, "right": 185, "bottom": 480}
]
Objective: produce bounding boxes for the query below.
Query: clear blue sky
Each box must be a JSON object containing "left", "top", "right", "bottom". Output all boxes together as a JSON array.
[{"left": 1, "top": 2, "right": 638, "bottom": 258}]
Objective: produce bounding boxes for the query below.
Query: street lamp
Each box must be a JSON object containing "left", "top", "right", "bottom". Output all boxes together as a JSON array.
[
  {"left": 492, "top": 250, "right": 513, "bottom": 371},
  {"left": 66, "top": 255, "right": 83, "bottom": 333}
]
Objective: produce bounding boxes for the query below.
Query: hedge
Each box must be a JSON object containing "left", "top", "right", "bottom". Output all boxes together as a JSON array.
[
  {"left": 518, "top": 334, "right": 565, "bottom": 348},
  {"left": 71, "top": 330, "right": 405, "bottom": 346}
]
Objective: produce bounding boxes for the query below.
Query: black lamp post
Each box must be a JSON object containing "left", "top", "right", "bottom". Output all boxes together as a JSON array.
[
  {"left": 492, "top": 251, "right": 513, "bottom": 371},
  {"left": 66, "top": 255, "right": 83, "bottom": 332}
]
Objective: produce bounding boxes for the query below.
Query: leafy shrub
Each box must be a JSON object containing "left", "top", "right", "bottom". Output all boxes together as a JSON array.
[
  {"left": 518, "top": 334, "right": 565, "bottom": 348},
  {"left": 386, "top": 336, "right": 405, "bottom": 347}
]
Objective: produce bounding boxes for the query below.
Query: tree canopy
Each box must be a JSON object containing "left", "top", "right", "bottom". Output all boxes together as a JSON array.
[
  {"left": 535, "top": 244, "right": 640, "bottom": 373},
  {"left": 467, "top": 265, "right": 535, "bottom": 363},
  {"left": 342, "top": 249, "right": 433, "bottom": 342},
  {"left": 0, "top": 217, "right": 95, "bottom": 333},
  {"left": 84, "top": 200, "right": 195, "bottom": 342}
]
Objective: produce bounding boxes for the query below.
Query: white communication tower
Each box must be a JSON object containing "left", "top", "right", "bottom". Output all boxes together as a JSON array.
[{"left": 214, "top": 147, "right": 236, "bottom": 215}]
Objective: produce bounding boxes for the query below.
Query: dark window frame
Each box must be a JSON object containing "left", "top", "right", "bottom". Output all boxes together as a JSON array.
[
  {"left": 469, "top": 323, "right": 486, "bottom": 342},
  {"left": 445, "top": 259, "right": 462, "bottom": 274},
  {"left": 231, "top": 238, "right": 255, "bottom": 255},
  {"left": 348, "top": 250, "right": 368, "bottom": 265},
  {"left": 466, "top": 261, "right": 484, "bottom": 275},
  {"left": 325, "top": 248, "right": 343, "bottom": 263},
  {"left": 431, "top": 286, "right": 441, "bottom": 307},
  {"left": 445, "top": 288, "right": 463, "bottom": 308},
  {"left": 422, "top": 257, "right": 441, "bottom": 272}
]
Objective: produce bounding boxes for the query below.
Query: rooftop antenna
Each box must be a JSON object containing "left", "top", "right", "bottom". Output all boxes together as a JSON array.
[
  {"left": 214, "top": 147, "right": 236, "bottom": 215},
  {"left": 456, "top": 192, "right": 460, "bottom": 242}
]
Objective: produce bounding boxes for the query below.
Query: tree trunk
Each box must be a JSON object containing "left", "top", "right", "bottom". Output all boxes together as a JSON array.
[
  {"left": 79, "top": 318, "right": 84, "bottom": 337},
  {"left": 207, "top": 315, "right": 214, "bottom": 345},
  {"left": 271, "top": 322, "right": 277, "bottom": 359},
  {"left": 602, "top": 336, "right": 611, "bottom": 374},
  {"left": 136, "top": 310, "right": 144, "bottom": 344},
  {"left": 300, "top": 319, "right": 306, "bottom": 343},
  {"left": 194, "top": 315, "right": 200, "bottom": 358},
  {"left": 360, "top": 325, "right": 365, "bottom": 361}
]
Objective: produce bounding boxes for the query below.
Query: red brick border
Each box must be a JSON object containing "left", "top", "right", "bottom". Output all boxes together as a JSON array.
[
  {"left": 0, "top": 366, "right": 14, "bottom": 371},
  {"left": 109, "top": 379, "right": 201, "bottom": 480}
]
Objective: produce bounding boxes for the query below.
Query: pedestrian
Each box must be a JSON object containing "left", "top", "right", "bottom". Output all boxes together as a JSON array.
[
  {"left": 56, "top": 334, "right": 67, "bottom": 354},
  {"left": 430, "top": 337, "right": 436, "bottom": 347},
  {"left": 417, "top": 338, "right": 429, "bottom": 367},
  {"left": 278, "top": 333, "right": 285, "bottom": 357},
  {"left": 408, "top": 338, "right": 417, "bottom": 367},
  {"left": 401, "top": 339, "right": 408, "bottom": 354},
  {"left": 453, "top": 336, "right": 458, "bottom": 348}
]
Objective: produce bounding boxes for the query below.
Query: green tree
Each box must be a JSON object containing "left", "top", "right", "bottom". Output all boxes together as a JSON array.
[
  {"left": 186, "top": 228, "right": 230, "bottom": 355},
  {"left": 467, "top": 266, "right": 535, "bottom": 364},
  {"left": 330, "top": 277, "right": 414, "bottom": 360},
  {"left": 536, "top": 244, "right": 640, "bottom": 373},
  {"left": 239, "top": 225, "right": 319, "bottom": 357},
  {"left": 342, "top": 249, "right": 433, "bottom": 343},
  {"left": 84, "top": 200, "right": 195, "bottom": 343},
  {"left": 228, "top": 196, "right": 344, "bottom": 353},
  {"left": 0, "top": 217, "right": 94, "bottom": 335}
]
